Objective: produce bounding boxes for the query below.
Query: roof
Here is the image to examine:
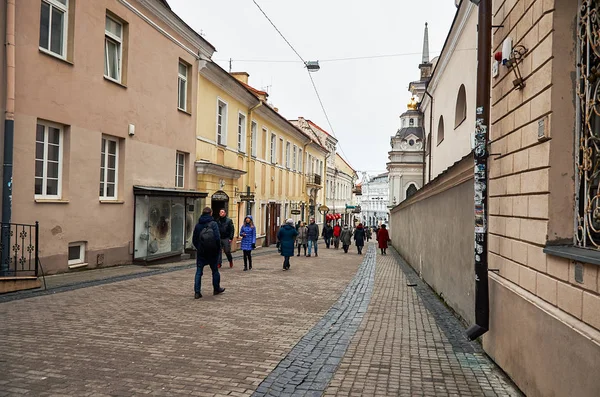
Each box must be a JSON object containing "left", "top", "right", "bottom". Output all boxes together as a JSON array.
[
  {"left": 240, "top": 81, "right": 268, "bottom": 97},
  {"left": 400, "top": 109, "right": 421, "bottom": 118},
  {"left": 307, "top": 120, "right": 332, "bottom": 138},
  {"left": 156, "top": 0, "right": 216, "bottom": 53},
  {"left": 395, "top": 126, "right": 424, "bottom": 140}
]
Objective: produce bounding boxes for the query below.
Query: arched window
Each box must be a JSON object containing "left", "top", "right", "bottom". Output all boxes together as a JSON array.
[
  {"left": 455, "top": 84, "right": 467, "bottom": 128},
  {"left": 437, "top": 116, "right": 445, "bottom": 145},
  {"left": 409, "top": 118, "right": 415, "bottom": 126},
  {"left": 406, "top": 184, "right": 418, "bottom": 199}
]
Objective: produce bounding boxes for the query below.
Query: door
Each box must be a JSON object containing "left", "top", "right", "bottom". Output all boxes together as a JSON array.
[{"left": 266, "top": 203, "right": 281, "bottom": 246}]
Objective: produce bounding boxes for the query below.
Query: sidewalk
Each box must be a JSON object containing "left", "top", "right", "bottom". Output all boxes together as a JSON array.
[{"left": 0, "top": 246, "right": 279, "bottom": 303}]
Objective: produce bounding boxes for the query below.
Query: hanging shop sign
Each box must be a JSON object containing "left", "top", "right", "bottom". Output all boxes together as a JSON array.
[
  {"left": 291, "top": 209, "right": 301, "bottom": 215},
  {"left": 212, "top": 191, "right": 229, "bottom": 201}
]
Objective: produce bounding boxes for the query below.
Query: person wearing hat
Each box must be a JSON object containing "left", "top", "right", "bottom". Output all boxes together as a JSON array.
[
  {"left": 239, "top": 215, "right": 256, "bottom": 271},
  {"left": 277, "top": 218, "right": 298, "bottom": 270}
]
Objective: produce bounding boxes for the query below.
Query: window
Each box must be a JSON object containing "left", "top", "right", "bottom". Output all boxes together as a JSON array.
[
  {"left": 409, "top": 118, "right": 415, "bottom": 127},
  {"left": 217, "top": 99, "right": 228, "bottom": 145},
  {"left": 285, "top": 142, "right": 291, "bottom": 168},
  {"left": 437, "top": 116, "right": 445, "bottom": 145},
  {"left": 104, "top": 15, "right": 123, "bottom": 83},
  {"left": 99, "top": 136, "right": 119, "bottom": 199},
  {"left": 237, "top": 112, "right": 246, "bottom": 152},
  {"left": 35, "top": 121, "right": 63, "bottom": 198},
  {"left": 298, "top": 149, "right": 303, "bottom": 172},
  {"left": 455, "top": 84, "right": 467, "bottom": 128},
  {"left": 262, "top": 127, "right": 268, "bottom": 159},
  {"left": 176, "top": 152, "right": 185, "bottom": 188},
  {"left": 251, "top": 121, "right": 257, "bottom": 157},
  {"left": 178, "top": 62, "right": 188, "bottom": 111},
  {"left": 270, "top": 133, "right": 277, "bottom": 163},
  {"left": 39, "top": 0, "right": 68, "bottom": 58},
  {"left": 279, "top": 138, "right": 284, "bottom": 164},
  {"left": 406, "top": 184, "right": 418, "bottom": 199},
  {"left": 292, "top": 145, "right": 297, "bottom": 171},
  {"left": 68, "top": 242, "right": 86, "bottom": 266}
]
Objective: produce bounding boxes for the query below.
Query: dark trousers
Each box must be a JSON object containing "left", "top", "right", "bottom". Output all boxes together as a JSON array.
[
  {"left": 333, "top": 236, "right": 340, "bottom": 249},
  {"left": 219, "top": 238, "right": 233, "bottom": 264},
  {"left": 194, "top": 262, "right": 220, "bottom": 294},
  {"left": 343, "top": 244, "right": 349, "bottom": 253},
  {"left": 243, "top": 250, "right": 252, "bottom": 269},
  {"left": 324, "top": 236, "right": 331, "bottom": 248},
  {"left": 283, "top": 256, "right": 291, "bottom": 269},
  {"left": 297, "top": 243, "right": 307, "bottom": 256},
  {"left": 357, "top": 245, "right": 363, "bottom": 254}
]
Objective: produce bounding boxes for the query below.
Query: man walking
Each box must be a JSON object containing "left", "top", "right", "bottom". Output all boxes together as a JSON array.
[
  {"left": 322, "top": 221, "right": 333, "bottom": 249},
  {"left": 307, "top": 218, "right": 319, "bottom": 257},
  {"left": 332, "top": 222, "right": 342, "bottom": 249},
  {"left": 192, "top": 207, "right": 226, "bottom": 299},
  {"left": 217, "top": 208, "right": 234, "bottom": 268}
]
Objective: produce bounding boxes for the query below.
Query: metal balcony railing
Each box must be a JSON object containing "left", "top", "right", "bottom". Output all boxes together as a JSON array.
[
  {"left": 306, "top": 173, "right": 322, "bottom": 186},
  {"left": 0, "top": 222, "right": 39, "bottom": 277}
]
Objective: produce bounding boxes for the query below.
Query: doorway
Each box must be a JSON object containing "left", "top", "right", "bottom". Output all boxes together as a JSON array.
[
  {"left": 211, "top": 191, "right": 229, "bottom": 220},
  {"left": 265, "top": 202, "right": 281, "bottom": 246}
]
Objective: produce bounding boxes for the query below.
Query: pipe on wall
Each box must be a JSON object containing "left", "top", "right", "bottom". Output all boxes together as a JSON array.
[
  {"left": 423, "top": 90, "right": 434, "bottom": 185},
  {"left": 1, "top": 0, "right": 16, "bottom": 275}
]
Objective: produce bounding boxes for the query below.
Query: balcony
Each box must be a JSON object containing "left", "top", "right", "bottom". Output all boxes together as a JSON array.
[
  {"left": 352, "top": 186, "right": 362, "bottom": 195},
  {"left": 306, "top": 173, "right": 322, "bottom": 187}
]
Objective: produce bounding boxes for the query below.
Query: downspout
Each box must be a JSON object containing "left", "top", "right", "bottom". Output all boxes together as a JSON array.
[
  {"left": 423, "top": 90, "right": 434, "bottom": 185},
  {"left": 246, "top": 100, "right": 262, "bottom": 216},
  {"left": 1, "top": 0, "right": 16, "bottom": 275},
  {"left": 466, "top": 0, "right": 492, "bottom": 341}
]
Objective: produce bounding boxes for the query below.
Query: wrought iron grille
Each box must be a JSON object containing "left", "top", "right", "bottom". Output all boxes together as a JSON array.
[
  {"left": 0, "top": 222, "right": 39, "bottom": 277},
  {"left": 307, "top": 173, "right": 322, "bottom": 186}
]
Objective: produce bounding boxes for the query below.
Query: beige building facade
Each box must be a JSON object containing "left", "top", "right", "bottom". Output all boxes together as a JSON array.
[{"left": 1, "top": 0, "right": 215, "bottom": 276}]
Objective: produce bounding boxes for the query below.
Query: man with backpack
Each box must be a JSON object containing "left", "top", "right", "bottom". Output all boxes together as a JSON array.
[
  {"left": 192, "top": 207, "right": 226, "bottom": 299},
  {"left": 217, "top": 209, "right": 235, "bottom": 268}
]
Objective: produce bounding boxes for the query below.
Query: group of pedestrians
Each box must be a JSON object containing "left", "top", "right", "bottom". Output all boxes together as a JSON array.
[{"left": 191, "top": 206, "right": 392, "bottom": 299}]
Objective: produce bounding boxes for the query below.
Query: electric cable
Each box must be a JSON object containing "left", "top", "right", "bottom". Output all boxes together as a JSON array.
[{"left": 251, "top": 0, "right": 353, "bottom": 166}]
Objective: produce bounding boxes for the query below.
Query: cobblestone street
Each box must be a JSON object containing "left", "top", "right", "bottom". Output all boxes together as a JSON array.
[{"left": 0, "top": 244, "right": 521, "bottom": 396}]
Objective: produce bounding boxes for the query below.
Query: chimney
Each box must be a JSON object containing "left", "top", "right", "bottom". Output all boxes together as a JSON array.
[{"left": 230, "top": 72, "right": 249, "bottom": 85}]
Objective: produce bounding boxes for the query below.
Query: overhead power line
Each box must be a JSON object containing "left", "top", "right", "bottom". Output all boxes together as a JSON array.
[{"left": 251, "top": 0, "right": 352, "bottom": 163}]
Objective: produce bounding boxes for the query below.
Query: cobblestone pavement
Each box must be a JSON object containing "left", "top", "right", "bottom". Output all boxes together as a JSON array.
[
  {"left": 322, "top": 248, "right": 522, "bottom": 397},
  {"left": 0, "top": 245, "right": 362, "bottom": 396},
  {"left": 0, "top": 243, "right": 522, "bottom": 397},
  {"left": 252, "top": 245, "right": 377, "bottom": 397}
]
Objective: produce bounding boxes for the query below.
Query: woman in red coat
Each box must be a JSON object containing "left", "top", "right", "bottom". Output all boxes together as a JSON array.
[{"left": 377, "top": 224, "right": 390, "bottom": 255}]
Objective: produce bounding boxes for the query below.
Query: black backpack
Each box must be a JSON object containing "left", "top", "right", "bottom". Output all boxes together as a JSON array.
[{"left": 199, "top": 221, "right": 219, "bottom": 254}]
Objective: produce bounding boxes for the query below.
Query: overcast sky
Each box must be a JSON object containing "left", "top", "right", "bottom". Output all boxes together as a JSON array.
[{"left": 168, "top": 0, "right": 458, "bottom": 174}]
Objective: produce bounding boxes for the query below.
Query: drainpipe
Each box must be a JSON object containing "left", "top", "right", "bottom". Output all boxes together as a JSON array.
[
  {"left": 1, "top": 0, "right": 16, "bottom": 275},
  {"left": 423, "top": 90, "right": 434, "bottom": 185},
  {"left": 466, "top": 0, "right": 492, "bottom": 341},
  {"left": 244, "top": 100, "right": 262, "bottom": 217}
]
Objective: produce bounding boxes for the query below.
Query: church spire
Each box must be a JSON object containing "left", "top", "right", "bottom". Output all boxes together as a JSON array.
[{"left": 422, "top": 22, "right": 430, "bottom": 64}]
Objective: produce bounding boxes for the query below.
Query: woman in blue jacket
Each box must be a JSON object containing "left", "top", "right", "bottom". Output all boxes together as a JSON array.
[{"left": 240, "top": 215, "right": 256, "bottom": 271}]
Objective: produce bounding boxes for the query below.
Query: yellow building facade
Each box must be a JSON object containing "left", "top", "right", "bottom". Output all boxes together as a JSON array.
[{"left": 195, "top": 62, "right": 328, "bottom": 247}]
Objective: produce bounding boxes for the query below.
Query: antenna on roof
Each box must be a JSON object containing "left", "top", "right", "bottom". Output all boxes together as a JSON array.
[{"left": 229, "top": 58, "right": 232, "bottom": 73}]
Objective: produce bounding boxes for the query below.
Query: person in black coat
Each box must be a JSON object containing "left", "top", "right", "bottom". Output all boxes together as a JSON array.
[
  {"left": 192, "top": 207, "right": 226, "bottom": 299},
  {"left": 322, "top": 222, "right": 333, "bottom": 248},
  {"left": 353, "top": 223, "right": 366, "bottom": 255},
  {"left": 277, "top": 218, "right": 298, "bottom": 270}
]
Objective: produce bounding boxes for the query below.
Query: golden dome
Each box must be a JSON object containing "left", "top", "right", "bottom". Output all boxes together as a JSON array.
[{"left": 407, "top": 97, "right": 418, "bottom": 110}]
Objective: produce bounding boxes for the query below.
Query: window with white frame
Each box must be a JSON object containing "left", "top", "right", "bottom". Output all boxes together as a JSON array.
[
  {"left": 279, "top": 137, "right": 284, "bottom": 164},
  {"left": 285, "top": 142, "right": 291, "bottom": 168},
  {"left": 262, "top": 127, "right": 268, "bottom": 159},
  {"left": 217, "top": 100, "right": 228, "bottom": 145},
  {"left": 270, "top": 133, "right": 277, "bottom": 163},
  {"left": 292, "top": 145, "right": 297, "bottom": 171},
  {"left": 104, "top": 15, "right": 123, "bottom": 83},
  {"left": 99, "top": 136, "right": 119, "bottom": 199},
  {"left": 298, "top": 149, "right": 303, "bottom": 172},
  {"left": 68, "top": 242, "right": 86, "bottom": 266},
  {"left": 39, "top": 0, "right": 68, "bottom": 58},
  {"left": 251, "top": 121, "right": 257, "bottom": 157},
  {"left": 178, "top": 62, "right": 188, "bottom": 111},
  {"left": 238, "top": 112, "right": 247, "bottom": 152},
  {"left": 35, "top": 122, "right": 63, "bottom": 198},
  {"left": 176, "top": 152, "right": 185, "bottom": 188}
]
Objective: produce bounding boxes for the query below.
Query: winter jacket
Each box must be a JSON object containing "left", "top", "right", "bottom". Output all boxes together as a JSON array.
[
  {"left": 340, "top": 228, "right": 352, "bottom": 246},
  {"left": 377, "top": 228, "right": 390, "bottom": 249},
  {"left": 322, "top": 224, "right": 334, "bottom": 239},
  {"left": 307, "top": 223, "right": 320, "bottom": 242},
  {"left": 239, "top": 218, "right": 256, "bottom": 251},
  {"left": 277, "top": 224, "right": 298, "bottom": 257},
  {"left": 333, "top": 225, "right": 342, "bottom": 237},
  {"left": 192, "top": 214, "right": 221, "bottom": 265},
  {"left": 353, "top": 227, "right": 366, "bottom": 247},
  {"left": 297, "top": 226, "right": 308, "bottom": 245},
  {"left": 217, "top": 216, "right": 234, "bottom": 240}
]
